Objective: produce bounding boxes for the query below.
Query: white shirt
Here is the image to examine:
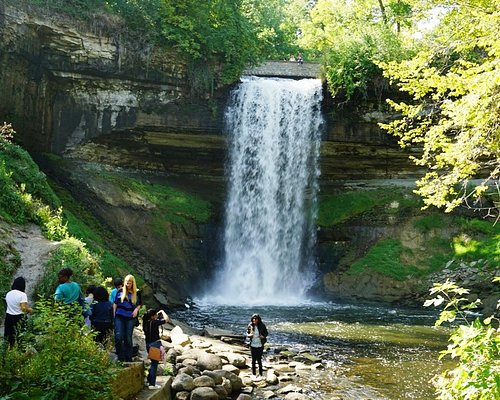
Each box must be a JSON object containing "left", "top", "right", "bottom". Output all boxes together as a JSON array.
[
  {"left": 250, "top": 325, "right": 261, "bottom": 348},
  {"left": 5, "top": 289, "right": 28, "bottom": 315}
]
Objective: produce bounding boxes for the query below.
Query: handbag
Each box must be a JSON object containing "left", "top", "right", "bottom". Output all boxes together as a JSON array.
[{"left": 148, "top": 345, "right": 162, "bottom": 361}]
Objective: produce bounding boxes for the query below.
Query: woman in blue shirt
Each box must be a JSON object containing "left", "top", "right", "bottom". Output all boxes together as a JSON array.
[{"left": 113, "top": 274, "right": 141, "bottom": 362}]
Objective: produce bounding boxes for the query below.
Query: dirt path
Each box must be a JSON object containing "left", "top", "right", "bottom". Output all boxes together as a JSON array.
[{"left": 1, "top": 223, "right": 59, "bottom": 337}]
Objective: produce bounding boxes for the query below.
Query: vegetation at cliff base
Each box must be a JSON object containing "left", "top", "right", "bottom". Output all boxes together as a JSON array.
[
  {"left": 317, "top": 188, "right": 420, "bottom": 227},
  {"left": 0, "top": 301, "right": 118, "bottom": 400},
  {"left": 0, "top": 123, "right": 124, "bottom": 399},
  {"left": 98, "top": 173, "right": 212, "bottom": 225}
]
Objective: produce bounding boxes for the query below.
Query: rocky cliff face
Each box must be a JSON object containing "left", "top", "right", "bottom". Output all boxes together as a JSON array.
[{"left": 0, "top": 3, "right": 430, "bottom": 305}]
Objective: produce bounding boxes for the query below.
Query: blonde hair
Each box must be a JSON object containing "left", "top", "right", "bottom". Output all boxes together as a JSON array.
[{"left": 120, "top": 274, "right": 137, "bottom": 304}]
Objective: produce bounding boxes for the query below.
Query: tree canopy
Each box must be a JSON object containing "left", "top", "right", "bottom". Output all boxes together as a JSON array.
[{"left": 381, "top": 0, "right": 500, "bottom": 219}]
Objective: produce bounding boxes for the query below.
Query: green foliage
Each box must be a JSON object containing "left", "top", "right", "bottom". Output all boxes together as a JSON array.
[
  {"left": 0, "top": 300, "right": 118, "bottom": 400},
  {"left": 381, "top": 0, "right": 500, "bottom": 214},
  {"left": 0, "top": 123, "right": 67, "bottom": 239},
  {"left": 317, "top": 188, "right": 419, "bottom": 227},
  {"left": 104, "top": 0, "right": 264, "bottom": 84},
  {"left": 449, "top": 217, "right": 500, "bottom": 267},
  {"left": 299, "top": 0, "right": 410, "bottom": 99},
  {"left": 414, "top": 213, "right": 447, "bottom": 233},
  {"left": 48, "top": 178, "right": 143, "bottom": 286},
  {"left": 348, "top": 239, "right": 440, "bottom": 280},
  {"left": 99, "top": 173, "right": 211, "bottom": 224},
  {"left": 35, "top": 238, "right": 103, "bottom": 300},
  {"left": 0, "top": 244, "right": 21, "bottom": 317},
  {"left": 424, "top": 280, "right": 500, "bottom": 399}
]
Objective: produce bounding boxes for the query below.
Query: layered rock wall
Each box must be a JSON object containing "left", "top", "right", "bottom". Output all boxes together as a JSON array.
[
  {"left": 0, "top": 3, "right": 429, "bottom": 304},
  {"left": 0, "top": 3, "right": 221, "bottom": 155}
]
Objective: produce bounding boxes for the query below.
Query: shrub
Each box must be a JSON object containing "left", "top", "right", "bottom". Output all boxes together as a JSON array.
[
  {"left": 35, "top": 237, "right": 103, "bottom": 299},
  {"left": 0, "top": 300, "right": 118, "bottom": 399},
  {"left": 425, "top": 280, "right": 500, "bottom": 399}
]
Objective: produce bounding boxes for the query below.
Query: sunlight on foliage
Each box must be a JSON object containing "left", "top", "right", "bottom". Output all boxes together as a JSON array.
[
  {"left": 424, "top": 279, "right": 500, "bottom": 399},
  {"left": 381, "top": 0, "right": 500, "bottom": 217}
]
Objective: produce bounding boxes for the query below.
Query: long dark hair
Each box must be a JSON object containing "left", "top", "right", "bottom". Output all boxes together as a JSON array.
[
  {"left": 142, "top": 308, "right": 158, "bottom": 335},
  {"left": 11, "top": 277, "right": 26, "bottom": 292},
  {"left": 94, "top": 286, "right": 109, "bottom": 302}
]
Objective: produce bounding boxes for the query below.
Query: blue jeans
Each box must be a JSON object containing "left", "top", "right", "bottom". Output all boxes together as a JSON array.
[
  {"left": 146, "top": 341, "right": 161, "bottom": 385},
  {"left": 114, "top": 316, "right": 135, "bottom": 361}
]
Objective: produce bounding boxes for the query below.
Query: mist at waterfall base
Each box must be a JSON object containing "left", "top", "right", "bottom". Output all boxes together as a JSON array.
[{"left": 204, "top": 77, "right": 324, "bottom": 306}]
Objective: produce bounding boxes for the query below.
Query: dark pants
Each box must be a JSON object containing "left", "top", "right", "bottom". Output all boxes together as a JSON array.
[
  {"left": 146, "top": 341, "right": 161, "bottom": 386},
  {"left": 114, "top": 316, "right": 135, "bottom": 361},
  {"left": 92, "top": 321, "right": 113, "bottom": 344},
  {"left": 251, "top": 345, "right": 264, "bottom": 375},
  {"left": 4, "top": 313, "right": 25, "bottom": 347}
]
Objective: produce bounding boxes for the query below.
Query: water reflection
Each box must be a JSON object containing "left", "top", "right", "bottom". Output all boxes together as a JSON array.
[{"left": 170, "top": 301, "right": 450, "bottom": 399}]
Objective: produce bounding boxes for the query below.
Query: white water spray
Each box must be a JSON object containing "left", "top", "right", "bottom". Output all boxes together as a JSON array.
[{"left": 208, "top": 77, "right": 323, "bottom": 305}]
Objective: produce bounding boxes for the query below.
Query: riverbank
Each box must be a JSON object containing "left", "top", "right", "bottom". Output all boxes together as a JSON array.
[{"left": 133, "top": 320, "right": 328, "bottom": 400}]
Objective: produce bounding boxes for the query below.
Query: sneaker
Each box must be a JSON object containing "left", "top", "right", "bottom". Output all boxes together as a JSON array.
[{"left": 148, "top": 385, "right": 161, "bottom": 390}]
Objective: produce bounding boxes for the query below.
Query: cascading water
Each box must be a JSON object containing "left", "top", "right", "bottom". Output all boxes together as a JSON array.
[{"left": 207, "top": 76, "right": 324, "bottom": 305}]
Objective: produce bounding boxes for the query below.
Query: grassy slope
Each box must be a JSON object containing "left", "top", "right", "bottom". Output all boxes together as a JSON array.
[{"left": 318, "top": 188, "right": 499, "bottom": 281}]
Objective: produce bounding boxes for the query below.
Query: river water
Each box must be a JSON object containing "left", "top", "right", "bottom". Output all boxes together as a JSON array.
[
  {"left": 170, "top": 301, "right": 450, "bottom": 400},
  {"left": 188, "top": 77, "right": 450, "bottom": 399}
]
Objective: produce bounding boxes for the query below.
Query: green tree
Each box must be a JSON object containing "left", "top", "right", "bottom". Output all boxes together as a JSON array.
[
  {"left": 381, "top": 0, "right": 500, "bottom": 219},
  {"left": 298, "top": 0, "right": 410, "bottom": 99}
]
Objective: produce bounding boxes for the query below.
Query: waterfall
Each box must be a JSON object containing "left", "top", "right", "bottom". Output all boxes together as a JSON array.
[{"left": 209, "top": 76, "right": 323, "bottom": 305}]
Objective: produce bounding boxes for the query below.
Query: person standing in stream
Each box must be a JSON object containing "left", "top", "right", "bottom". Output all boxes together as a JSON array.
[
  {"left": 113, "top": 274, "right": 141, "bottom": 362},
  {"left": 246, "top": 313, "right": 268, "bottom": 377}
]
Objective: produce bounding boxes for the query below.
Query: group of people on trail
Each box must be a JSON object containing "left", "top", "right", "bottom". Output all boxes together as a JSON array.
[{"left": 4, "top": 269, "right": 270, "bottom": 386}]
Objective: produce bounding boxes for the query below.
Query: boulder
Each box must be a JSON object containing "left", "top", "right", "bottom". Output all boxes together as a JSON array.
[
  {"left": 222, "top": 364, "right": 240, "bottom": 375},
  {"left": 236, "top": 394, "right": 252, "bottom": 400},
  {"left": 202, "top": 371, "right": 223, "bottom": 385},
  {"left": 190, "top": 387, "right": 219, "bottom": 400},
  {"left": 193, "top": 375, "right": 215, "bottom": 388},
  {"left": 266, "top": 370, "right": 279, "bottom": 385},
  {"left": 171, "top": 326, "right": 191, "bottom": 346},
  {"left": 197, "top": 353, "right": 223, "bottom": 371},
  {"left": 171, "top": 373, "right": 195, "bottom": 392},
  {"left": 177, "top": 365, "right": 201, "bottom": 377},
  {"left": 174, "top": 392, "right": 190, "bottom": 400},
  {"left": 220, "top": 352, "right": 247, "bottom": 368},
  {"left": 284, "top": 394, "right": 310, "bottom": 400},
  {"left": 213, "top": 384, "right": 229, "bottom": 398}
]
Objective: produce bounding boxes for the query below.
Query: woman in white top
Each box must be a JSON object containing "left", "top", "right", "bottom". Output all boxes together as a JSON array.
[
  {"left": 246, "top": 313, "right": 269, "bottom": 376},
  {"left": 4, "top": 276, "right": 32, "bottom": 347}
]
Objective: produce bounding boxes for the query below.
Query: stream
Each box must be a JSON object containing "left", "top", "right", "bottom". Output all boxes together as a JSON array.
[{"left": 170, "top": 301, "right": 451, "bottom": 399}]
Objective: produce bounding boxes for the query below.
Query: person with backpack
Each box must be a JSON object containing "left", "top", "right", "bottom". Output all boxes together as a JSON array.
[{"left": 143, "top": 308, "right": 170, "bottom": 389}]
